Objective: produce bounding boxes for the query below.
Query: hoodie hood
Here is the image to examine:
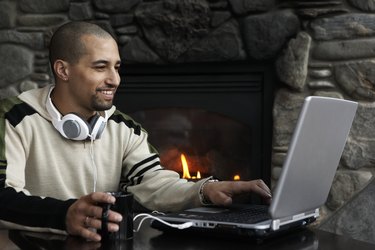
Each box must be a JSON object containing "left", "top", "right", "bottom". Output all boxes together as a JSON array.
[{"left": 18, "top": 84, "right": 116, "bottom": 121}]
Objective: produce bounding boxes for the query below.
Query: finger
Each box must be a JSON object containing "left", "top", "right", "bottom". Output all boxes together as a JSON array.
[
  {"left": 263, "top": 196, "right": 272, "bottom": 205},
  {"left": 250, "top": 180, "right": 272, "bottom": 198},
  {"left": 86, "top": 204, "right": 104, "bottom": 220},
  {"left": 106, "top": 210, "right": 123, "bottom": 224},
  {"left": 84, "top": 216, "right": 101, "bottom": 229},
  {"left": 79, "top": 226, "right": 101, "bottom": 242},
  {"left": 255, "top": 179, "right": 272, "bottom": 195},
  {"left": 88, "top": 204, "right": 123, "bottom": 224},
  {"left": 89, "top": 192, "right": 116, "bottom": 204},
  {"left": 224, "top": 180, "right": 271, "bottom": 198},
  {"left": 85, "top": 215, "right": 120, "bottom": 232}
]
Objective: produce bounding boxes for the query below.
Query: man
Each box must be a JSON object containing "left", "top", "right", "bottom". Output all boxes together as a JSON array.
[{"left": 0, "top": 21, "right": 271, "bottom": 242}]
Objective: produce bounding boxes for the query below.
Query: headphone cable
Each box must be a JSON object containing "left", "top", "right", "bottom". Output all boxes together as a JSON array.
[{"left": 89, "top": 135, "right": 98, "bottom": 192}]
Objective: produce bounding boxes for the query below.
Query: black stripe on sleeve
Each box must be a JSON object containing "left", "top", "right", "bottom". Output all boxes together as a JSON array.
[
  {"left": 0, "top": 161, "right": 7, "bottom": 188},
  {"left": 0, "top": 187, "right": 76, "bottom": 230},
  {"left": 109, "top": 114, "right": 141, "bottom": 135},
  {"left": 129, "top": 161, "right": 161, "bottom": 186},
  {"left": 5, "top": 103, "right": 37, "bottom": 128},
  {"left": 125, "top": 154, "right": 159, "bottom": 180},
  {"left": 136, "top": 176, "right": 144, "bottom": 185},
  {"left": 0, "top": 161, "right": 6, "bottom": 170}
]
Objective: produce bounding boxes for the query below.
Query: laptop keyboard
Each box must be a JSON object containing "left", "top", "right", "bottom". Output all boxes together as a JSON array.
[{"left": 206, "top": 205, "right": 271, "bottom": 224}]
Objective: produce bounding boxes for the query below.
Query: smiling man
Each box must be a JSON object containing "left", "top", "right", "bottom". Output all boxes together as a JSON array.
[
  {"left": 49, "top": 25, "right": 121, "bottom": 119},
  {"left": 0, "top": 21, "right": 271, "bottom": 242}
]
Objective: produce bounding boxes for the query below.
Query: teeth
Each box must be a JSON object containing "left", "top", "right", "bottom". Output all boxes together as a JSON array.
[{"left": 102, "top": 90, "right": 113, "bottom": 95}]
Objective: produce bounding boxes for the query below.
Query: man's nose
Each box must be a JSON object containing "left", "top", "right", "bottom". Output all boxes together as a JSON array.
[{"left": 106, "top": 69, "right": 120, "bottom": 86}]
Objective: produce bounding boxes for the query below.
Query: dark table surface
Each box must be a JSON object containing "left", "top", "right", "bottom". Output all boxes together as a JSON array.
[{"left": 1, "top": 222, "right": 374, "bottom": 250}]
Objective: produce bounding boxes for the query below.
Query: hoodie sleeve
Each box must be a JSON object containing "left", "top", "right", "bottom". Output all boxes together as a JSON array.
[{"left": 0, "top": 97, "right": 75, "bottom": 233}]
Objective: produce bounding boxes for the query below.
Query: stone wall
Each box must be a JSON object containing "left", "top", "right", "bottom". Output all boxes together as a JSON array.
[{"left": 0, "top": 0, "right": 374, "bottom": 243}]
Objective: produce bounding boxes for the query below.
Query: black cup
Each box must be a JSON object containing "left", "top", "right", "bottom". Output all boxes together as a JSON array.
[{"left": 99, "top": 192, "right": 134, "bottom": 243}]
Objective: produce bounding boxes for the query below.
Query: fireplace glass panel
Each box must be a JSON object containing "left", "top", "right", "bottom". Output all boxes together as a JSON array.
[{"left": 129, "top": 108, "right": 252, "bottom": 181}]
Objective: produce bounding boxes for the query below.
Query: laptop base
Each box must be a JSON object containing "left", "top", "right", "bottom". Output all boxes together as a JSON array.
[{"left": 150, "top": 216, "right": 316, "bottom": 242}]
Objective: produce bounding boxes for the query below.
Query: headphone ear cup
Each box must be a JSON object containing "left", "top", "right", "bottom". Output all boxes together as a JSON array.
[
  {"left": 90, "top": 115, "right": 106, "bottom": 139},
  {"left": 61, "top": 114, "right": 90, "bottom": 140}
]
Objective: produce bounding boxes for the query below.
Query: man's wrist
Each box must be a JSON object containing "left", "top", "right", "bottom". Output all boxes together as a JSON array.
[{"left": 199, "top": 178, "right": 219, "bottom": 205}]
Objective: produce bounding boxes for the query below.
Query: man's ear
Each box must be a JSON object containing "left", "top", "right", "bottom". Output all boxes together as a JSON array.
[{"left": 53, "top": 59, "right": 69, "bottom": 81}]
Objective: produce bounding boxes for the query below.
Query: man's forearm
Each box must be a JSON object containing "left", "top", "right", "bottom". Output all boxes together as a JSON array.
[{"left": 0, "top": 187, "right": 76, "bottom": 231}]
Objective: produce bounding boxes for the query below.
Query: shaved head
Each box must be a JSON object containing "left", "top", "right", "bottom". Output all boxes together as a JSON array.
[{"left": 49, "top": 21, "right": 114, "bottom": 74}]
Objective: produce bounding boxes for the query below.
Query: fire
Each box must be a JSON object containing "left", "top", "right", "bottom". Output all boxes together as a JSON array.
[
  {"left": 180, "top": 154, "right": 201, "bottom": 179},
  {"left": 233, "top": 174, "right": 240, "bottom": 181}
]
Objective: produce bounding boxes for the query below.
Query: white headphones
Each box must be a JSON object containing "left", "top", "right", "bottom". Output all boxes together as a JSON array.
[{"left": 46, "top": 86, "right": 108, "bottom": 140}]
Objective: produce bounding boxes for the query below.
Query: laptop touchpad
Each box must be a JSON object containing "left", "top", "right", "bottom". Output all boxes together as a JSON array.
[{"left": 185, "top": 207, "right": 229, "bottom": 213}]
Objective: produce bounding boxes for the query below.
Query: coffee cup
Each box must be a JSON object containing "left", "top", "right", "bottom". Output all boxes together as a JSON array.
[{"left": 99, "top": 191, "right": 134, "bottom": 243}]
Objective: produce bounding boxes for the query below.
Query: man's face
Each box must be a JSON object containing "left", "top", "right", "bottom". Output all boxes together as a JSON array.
[{"left": 65, "top": 34, "right": 121, "bottom": 117}]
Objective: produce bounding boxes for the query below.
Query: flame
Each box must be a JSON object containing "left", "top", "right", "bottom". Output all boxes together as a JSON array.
[
  {"left": 197, "top": 171, "right": 201, "bottom": 179},
  {"left": 180, "top": 154, "right": 201, "bottom": 179},
  {"left": 181, "top": 154, "right": 191, "bottom": 179},
  {"left": 233, "top": 175, "right": 240, "bottom": 181}
]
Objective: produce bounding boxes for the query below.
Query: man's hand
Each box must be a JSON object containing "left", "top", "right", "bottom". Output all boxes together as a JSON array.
[
  {"left": 65, "top": 192, "right": 123, "bottom": 242},
  {"left": 202, "top": 179, "right": 272, "bottom": 206}
]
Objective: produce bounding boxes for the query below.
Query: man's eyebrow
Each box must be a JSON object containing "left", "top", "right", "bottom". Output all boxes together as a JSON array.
[
  {"left": 92, "top": 60, "right": 121, "bottom": 65},
  {"left": 92, "top": 60, "right": 109, "bottom": 65}
]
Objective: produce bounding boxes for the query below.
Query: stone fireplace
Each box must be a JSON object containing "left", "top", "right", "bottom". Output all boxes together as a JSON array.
[{"left": 1, "top": 0, "right": 375, "bottom": 244}]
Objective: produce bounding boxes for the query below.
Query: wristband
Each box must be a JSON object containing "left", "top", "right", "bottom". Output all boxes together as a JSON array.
[{"left": 199, "top": 178, "right": 219, "bottom": 205}]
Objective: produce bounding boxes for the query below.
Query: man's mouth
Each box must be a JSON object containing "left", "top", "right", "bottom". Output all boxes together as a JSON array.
[{"left": 98, "top": 89, "right": 116, "bottom": 100}]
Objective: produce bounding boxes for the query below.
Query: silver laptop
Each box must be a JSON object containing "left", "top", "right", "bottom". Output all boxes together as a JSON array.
[{"left": 150, "top": 96, "right": 358, "bottom": 238}]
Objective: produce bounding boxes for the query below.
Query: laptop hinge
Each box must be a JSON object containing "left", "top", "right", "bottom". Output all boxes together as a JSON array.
[{"left": 271, "top": 208, "right": 320, "bottom": 231}]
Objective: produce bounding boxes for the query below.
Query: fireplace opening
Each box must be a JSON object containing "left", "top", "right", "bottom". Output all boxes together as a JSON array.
[
  {"left": 128, "top": 107, "right": 252, "bottom": 181},
  {"left": 115, "top": 62, "right": 274, "bottom": 186}
]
